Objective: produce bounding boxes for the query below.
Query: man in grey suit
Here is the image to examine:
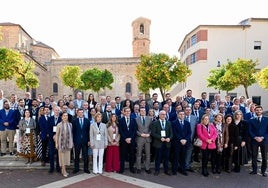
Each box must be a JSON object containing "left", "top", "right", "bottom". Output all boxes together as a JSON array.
[
  {"left": 73, "top": 92, "right": 85, "bottom": 109},
  {"left": 135, "top": 107, "right": 152, "bottom": 174},
  {"left": 184, "top": 106, "right": 198, "bottom": 172}
]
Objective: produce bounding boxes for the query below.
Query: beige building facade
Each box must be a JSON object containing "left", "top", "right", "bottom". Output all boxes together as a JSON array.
[
  {"left": 171, "top": 18, "right": 268, "bottom": 109},
  {"left": 0, "top": 17, "right": 151, "bottom": 101}
]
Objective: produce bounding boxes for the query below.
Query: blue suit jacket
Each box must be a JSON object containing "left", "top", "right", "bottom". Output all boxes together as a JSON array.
[
  {"left": 0, "top": 109, "right": 15, "bottom": 131},
  {"left": 171, "top": 119, "right": 192, "bottom": 145},
  {"left": 38, "top": 115, "right": 50, "bottom": 140},
  {"left": 48, "top": 115, "right": 62, "bottom": 139},
  {"left": 248, "top": 116, "right": 268, "bottom": 144},
  {"left": 119, "top": 116, "right": 137, "bottom": 145},
  {"left": 72, "top": 117, "right": 90, "bottom": 145}
]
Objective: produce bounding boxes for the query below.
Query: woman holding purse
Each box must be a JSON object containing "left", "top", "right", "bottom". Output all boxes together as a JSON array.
[{"left": 197, "top": 114, "right": 217, "bottom": 177}]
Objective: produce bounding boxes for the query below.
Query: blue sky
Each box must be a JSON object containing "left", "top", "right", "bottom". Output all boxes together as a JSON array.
[{"left": 1, "top": 0, "right": 267, "bottom": 58}]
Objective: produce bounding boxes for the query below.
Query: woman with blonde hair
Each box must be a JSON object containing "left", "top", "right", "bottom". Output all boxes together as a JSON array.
[
  {"left": 90, "top": 112, "right": 108, "bottom": 174},
  {"left": 197, "top": 114, "right": 217, "bottom": 177},
  {"left": 55, "top": 112, "right": 73, "bottom": 177},
  {"left": 233, "top": 110, "right": 248, "bottom": 172}
]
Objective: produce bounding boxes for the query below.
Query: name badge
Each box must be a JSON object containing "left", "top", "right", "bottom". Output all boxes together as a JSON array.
[
  {"left": 161, "top": 130, "right": 166, "bottom": 137},
  {"left": 113, "top": 134, "right": 116, "bottom": 140},
  {"left": 26, "top": 128, "right": 30, "bottom": 134},
  {"left": 32, "top": 116, "right": 36, "bottom": 120},
  {"left": 53, "top": 126, "right": 57, "bottom": 132},
  {"left": 25, "top": 105, "right": 28, "bottom": 109},
  {"left": 21, "top": 117, "right": 23, "bottom": 120},
  {"left": 96, "top": 134, "right": 101, "bottom": 141}
]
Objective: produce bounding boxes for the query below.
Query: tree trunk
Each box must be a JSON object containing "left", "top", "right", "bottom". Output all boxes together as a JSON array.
[
  {"left": 244, "top": 86, "right": 249, "bottom": 98},
  {"left": 159, "top": 88, "right": 165, "bottom": 102}
]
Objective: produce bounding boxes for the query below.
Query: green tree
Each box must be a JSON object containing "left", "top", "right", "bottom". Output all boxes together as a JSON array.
[
  {"left": 0, "top": 48, "right": 39, "bottom": 90},
  {"left": 15, "top": 61, "right": 39, "bottom": 90},
  {"left": 0, "top": 48, "right": 24, "bottom": 80},
  {"left": 255, "top": 66, "right": 268, "bottom": 89},
  {"left": 136, "top": 53, "right": 191, "bottom": 100},
  {"left": 60, "top": 66, "right": 84, "bottom": 93},
  {"left": 223, "top": 59, "right": 257, "bottom": 98},
  {"left": 207, "top": 63, "right": 235, "bottom": 94},
  {"left": 80, "top": 68, "right": 114, "bottom": 94}
]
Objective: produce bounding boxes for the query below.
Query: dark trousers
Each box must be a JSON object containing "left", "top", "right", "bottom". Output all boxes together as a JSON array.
[
  {"left": 172, "top": 143, "right": 187, "bottom": 173},
  {"left": 251, "top": 141, "right": 267, "bottom": 173},
  {"left": 74, "top": 143, "right": 89, "bottom": 171},
  {"left": 120, "top": 142, "right": 135, "bottom": 172},
  {"left": 48, "top": 139, "right": 59, "bottom": 170},
  {"left": 201, "top": 148, "right": 216, "bottom": 173},
  {"left": 155, "top": 144, "right": 170, "bottom": 172},
  {"left": 41, "top": 138, "right": 48, "bottom": 162}
]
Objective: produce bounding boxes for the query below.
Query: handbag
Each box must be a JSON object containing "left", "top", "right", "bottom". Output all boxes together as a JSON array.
[{"left": 193, "top": 137, "right": 202, "bottom": 147}]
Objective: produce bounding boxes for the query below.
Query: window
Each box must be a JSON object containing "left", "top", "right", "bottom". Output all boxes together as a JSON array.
[
  {"left": 126, "top": 83, "right": 131, "bottom": 93},
  {"left": 53, "top": 83, "right": 58, "bottom": 93},
  {"left": 190, "top": 53, "right": 196, "bottom": 64},
  {"left": 252, "top": 96, "right": 261, "bottom": 105},
  {"left": 254, "top": 41, "right": 261, "bottom": 50},
  {"left": 140, "top": 24, "right": 144, "bottom": 34},
  {"left": 191, "top": 34, "right": 197, "bottom": 46}
]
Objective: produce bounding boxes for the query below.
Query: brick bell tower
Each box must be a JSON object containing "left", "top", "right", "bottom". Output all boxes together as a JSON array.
[{"left": 132, "top": 17, "right": 151, "bottom": 57}]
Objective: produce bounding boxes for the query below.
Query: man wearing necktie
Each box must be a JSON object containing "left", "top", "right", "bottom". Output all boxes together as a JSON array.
[
  {"left": 48, "top": 107, "right": 61, "bottom": 173},
  {"left": 248, "top": 105, "right": 268, "bottom": 177},
  {"left": 151, "top": 110, "right": 173, "bottom": 176},
  {"left": 135, "top": 107, "right": 152, "bottom": 174},
  {"left": 72, "top": 109, "right": 91, "bottom": 174},
  {"left": 118, "top": 107, "right": 137, "bottom": 174},
  {"left": 38, "top": 106, "right": 50, "bottom": 166},
  {"left": 171, "top": 111, "right": 191, "bottom": 176},
  {"left": 184, "top": 107, "right": 198, "bottom": 172}
]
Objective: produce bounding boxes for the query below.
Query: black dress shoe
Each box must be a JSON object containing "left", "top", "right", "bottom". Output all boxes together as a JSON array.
[
  {"left": 249, "top": 171, "right": 257, "bottom": 175},
  {"left": 73, "top": 169, "right": 79, "bottom": 174},
  {"left": 145, "top": 169, "right": 151, "bottom": 174},
  {"left": 136, "top": 169, "right": 141, "bottom": 174},
  {"left": 56, "top": 168, "right": 61, "bottom": 173},
  {"left": 164, "top": 171, "right": 171, "bottom": 176},
  {"left": 154, "top": 171, "right": 159, "bottom": 176},
  {"left": 202, "top": 172, "right": 209, "bottom": 177},
  {"left": 48, "top": 169, "right": 54, "bottom": 173},
  {"left": 84, "top": 170, "right": 90, "bottom": 174},
  {"left": 1, "top": 153, "right": 6, "bottom": 156},
  {"left": 186, "top": 168, "right": 194, "bottom": 172},
  {"left": 172, "top": 172, "right": 177, "bottom": 175},
  {"left": 262, "top": 173, "right": 267, "bottom": 177},
  {"left": 130, "top": 169, "right": 136, "bottom": 174},
  {"left": 118, "top": 170, "right": 124, "bottom": 174},
  {"left": 181, "top": 171, "right": 188, "bottom": 176},
  {"left": 212, "top": 169, "right": 216, "bottom": 174}
]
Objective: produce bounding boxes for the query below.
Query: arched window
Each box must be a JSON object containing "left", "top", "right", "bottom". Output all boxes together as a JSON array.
[
  {"left": 53, "top": 83, "right": 58, "bottom": 94},
  {"left": 140, "top": 24, "right": 144, "bottom": 34},
  {"left": 126, "top": 82, "right": 131, "bottom": 93}
]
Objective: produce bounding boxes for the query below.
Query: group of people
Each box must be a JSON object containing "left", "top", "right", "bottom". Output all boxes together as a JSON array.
[{"left": 0, "top": 89, "right": 267, "bottom": 178}]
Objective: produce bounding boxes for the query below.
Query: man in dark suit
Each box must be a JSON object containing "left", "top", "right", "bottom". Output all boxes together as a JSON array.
[
  {"left": 200, "top": 92, "right": 210, "bottom": 109},
  {"left": 248, "top": 105, "right": 268, "bottom": 177},
  {"left": 72, "top": 108, "right": 91, "bottom": 174},
  {"left": 38, "top": 106, "right": 50, "bottom": 166},
  {"left": 191, "top": 101, "right": 204, "bottom": 123},
  {"left": 102, "top": 104, "right": 112, "bottom": 124},
  {"left": 119, "top": 107, "right": 137, "bottom": 174},
  {"left": 151, "top": 110, "right": 173, "bottom": 176},
  {"left": 0, "top": 100, "right": 16, "bottom": 156},
  {"left": 171, "top": 111, "right": 191, "bottom": 176},
  {"left": 48, "top": 107, "right": 61, "bottom": 173},
  {"left": 135, "top": 107, "right": 152, "bottom": 174}
]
